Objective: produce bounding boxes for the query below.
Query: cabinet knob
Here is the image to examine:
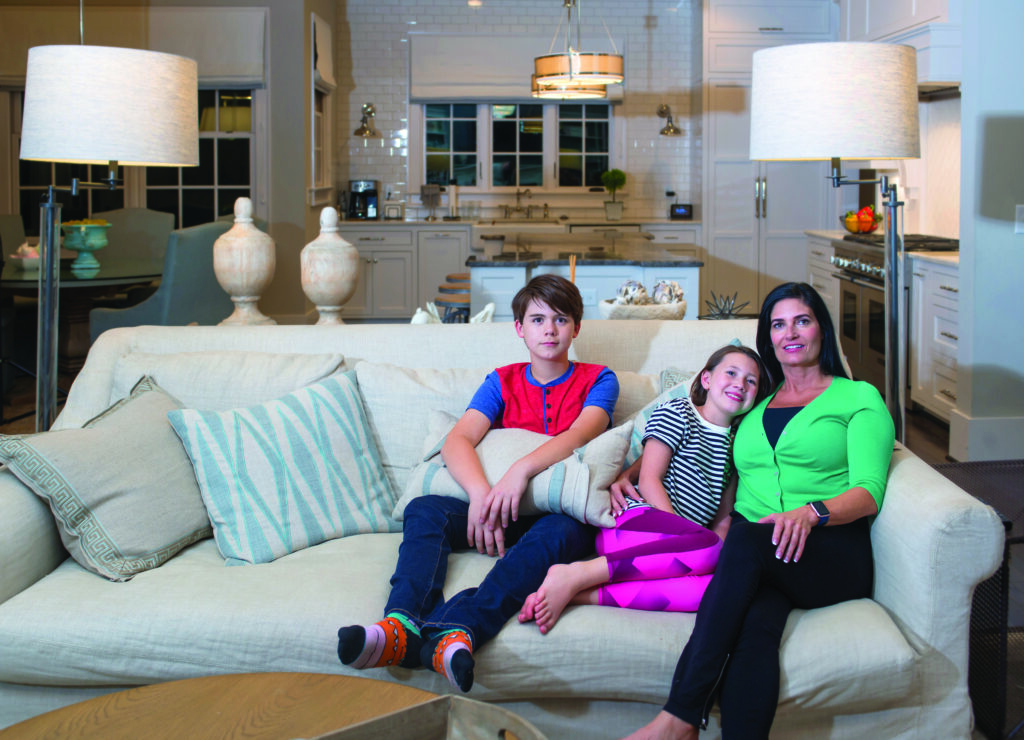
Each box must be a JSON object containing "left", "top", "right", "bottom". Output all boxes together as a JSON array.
[{"left": 365, "top": 258, "right": 372, "bottom": 263}]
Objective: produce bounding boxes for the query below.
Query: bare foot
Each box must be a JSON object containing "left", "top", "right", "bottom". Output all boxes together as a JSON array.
[
  {"left": 533, "top": 562, "right": 596, "bottom": 634},
  {"left": 621, "top": 711, "right": 698, "bottom": 740},
  {"left": 518, "top": 592, "right": 539, "bottom": 623}
]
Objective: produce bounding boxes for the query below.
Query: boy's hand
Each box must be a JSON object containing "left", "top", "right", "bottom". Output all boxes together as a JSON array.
[
  {"left": 467, "top": 497, "right": 501, "bottom": 556},
  {"left": 479, "top": 466, "right": 530, "bottom": 556}
]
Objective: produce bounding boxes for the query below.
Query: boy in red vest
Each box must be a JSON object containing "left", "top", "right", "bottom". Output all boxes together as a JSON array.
[{"left": 339, "top": 274, "right": 618, "bottom": 692}]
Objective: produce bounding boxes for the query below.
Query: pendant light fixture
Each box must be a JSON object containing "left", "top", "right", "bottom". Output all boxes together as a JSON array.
[
  {"left": 531, "top": 74, "right": 606, "bottom": 100},
  {"left": 657, "top": 104, "right": 681, "bottom": 136},
  {"left": 534, "top": 0, "right": 624, "bottom": 88}
]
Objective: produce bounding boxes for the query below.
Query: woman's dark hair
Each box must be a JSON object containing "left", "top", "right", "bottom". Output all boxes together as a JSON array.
[
  {"left": 756, "top": 282, "right": 848, "bottom": 389},
  {"left": 511, "top": 274, "right": 584, "bottom": 326},
  {"left": 689, "top": 344, "right": 771, "bottom": 415}
]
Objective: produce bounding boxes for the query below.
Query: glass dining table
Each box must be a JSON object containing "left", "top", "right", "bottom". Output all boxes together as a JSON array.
[{"left": 2, "top": 255, "right": 163, "bottom": 374}]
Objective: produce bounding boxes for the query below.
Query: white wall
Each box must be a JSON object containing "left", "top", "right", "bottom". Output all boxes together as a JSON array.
[
  {"left": 950, "top": 0, "right": 1024, "bottom": 460},
  {"left": 335, "top": 0, "right": 703, "bottom": 220}
]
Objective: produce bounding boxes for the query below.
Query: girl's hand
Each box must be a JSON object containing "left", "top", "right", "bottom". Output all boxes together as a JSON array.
[
  {"left": 758, "top": 506, "right": 818, "bottom": 563},
  {"left": 610, "top": 479, "right": 639, "bottom": 516}
]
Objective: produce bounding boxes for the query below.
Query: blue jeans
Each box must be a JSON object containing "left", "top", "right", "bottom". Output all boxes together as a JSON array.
[{"left": 385, "top": 494, "right": 593, "bottom": 647}]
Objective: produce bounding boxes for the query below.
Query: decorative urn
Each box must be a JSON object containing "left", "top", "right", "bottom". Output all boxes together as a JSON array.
[
  {"left": 213, "top": 197, "right": 277, "bottom": 325},
  {"left": 301, "top": 206, "right": 359, "bottom": 324}
]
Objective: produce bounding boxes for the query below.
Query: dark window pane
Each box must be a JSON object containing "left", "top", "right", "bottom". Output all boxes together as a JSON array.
[
  {"left": 453, "top": 155, "right": 477, "bottom": 186},
  {"left": 181, "top": 189, "right": 214, "bottom": 228},
  {"left": 519, "top": 104, "right": 543, "bottom": 119},
  {"left": 217, "top": 138, "right": 250, "bottom": 186},
  {"left": 146, "top": 190, "right": 180, "bottom": 229},
  {"left": 452, "top": 121, "right": 476, "bottom": 153},
  {"left": 585, "top": 103, "right": 609, "bottom": 119},
  {"left": 54, "top": 163, "right": 88, "bottom": 186},
  {"left": 426, "top": 154, "right": 450, "bottom": 185},
  {"left": 219, "top": 189, "right": 250, "bottom": 218},
  {"left": 426, "top": 120, "right": 450, "bottom": 152},
  {"left": 426, "top": 104, "right": 449, "bottom": 119},
  {"left": 520, "top": 155, "right": 543, "bottom": 186},
  {"left": 492, "top": 120, "right": 516, "bottom": 152},
  {"left": 147, "top": 166, "right": 178, "bottom": 187},
  {"left": 492, "top": 104, "right": 516, "bottom": 120},
  {"left": 559, "top": 104, "right": 583, "bottom": 119},
  {"left": 559, "top": 121, "right": 583, "bottom": 153},
  {"left": 586, "top": 121, "right": 609, "bottom": 152},
  {"left": 585, "top": 155, "right": 608, "bottom": 187},
  {"left": 559, "top": 154, "right": 582, "bottom": 186},
  {"left": 19, "top": 190, "right": 42, "bottom": 237},
  {"left": 452, "top": 104, "right": 476, "bottom": 118},
  {"left": 493, "top": 155, "right": 516, "bottom": 187},
  {"left": 19, "top": 159, "right": 52, "bottom": 187},
  {"left": 519, "top": 121, "right": 543, "bottom": 152},
  {"left": 91, "top": 188, "right": 124, "bottom": 213},
  {"left": 198, "top": 89, "right": 216, "bottom": 128},
  {"left": 183, "top": 140, "right": 214, "bottom": 186}
]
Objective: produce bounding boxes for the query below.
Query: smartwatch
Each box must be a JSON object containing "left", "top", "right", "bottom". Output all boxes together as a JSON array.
[{"left": 809, "top": 501, "right": 830, "bottom": 527}]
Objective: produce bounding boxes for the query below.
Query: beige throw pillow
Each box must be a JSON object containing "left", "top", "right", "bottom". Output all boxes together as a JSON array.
[{"left": 394, "top": 410, "right": 631, "bottom": 527}]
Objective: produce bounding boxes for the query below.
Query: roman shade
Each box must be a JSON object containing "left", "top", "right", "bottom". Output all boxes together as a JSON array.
[
  {"left": 0, "top": 6, "right": 266, "bottom": 88},
  {"left": 409, "top": 33, "right": 623, "bottom": 103}
]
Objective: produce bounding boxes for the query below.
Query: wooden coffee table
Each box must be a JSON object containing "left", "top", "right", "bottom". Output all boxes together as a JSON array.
[{"left": 0, "top": 673, "right": 437, "bottom": 739}]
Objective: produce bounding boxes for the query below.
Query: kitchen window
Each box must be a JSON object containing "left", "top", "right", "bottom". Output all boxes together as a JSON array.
[{"left": 410, "top": 102, "right": 612, "bottom": 193}]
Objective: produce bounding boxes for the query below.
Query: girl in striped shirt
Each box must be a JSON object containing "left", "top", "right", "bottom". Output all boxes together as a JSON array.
[{"left": 519, "top": 345, "right": 768, "bottom": 633}]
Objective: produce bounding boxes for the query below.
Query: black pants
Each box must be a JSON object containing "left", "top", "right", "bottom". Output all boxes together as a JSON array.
[{"left": 663, "top": 514, "right": 874, "bottom": 739}]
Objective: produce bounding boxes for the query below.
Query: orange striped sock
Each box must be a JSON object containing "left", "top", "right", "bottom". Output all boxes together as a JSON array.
[
  {"left": 424, "top": 630, "right": 474, "bottom": 692},
  {"left": 337, "top": 616, "right": 422, "bottom": 669}
]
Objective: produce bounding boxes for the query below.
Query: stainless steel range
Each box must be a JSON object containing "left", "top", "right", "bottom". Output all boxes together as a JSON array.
[{"left": 830, "top": 233, "right": 959, "bottom": 397}]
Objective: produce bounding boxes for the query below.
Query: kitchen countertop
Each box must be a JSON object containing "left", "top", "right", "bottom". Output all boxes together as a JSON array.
[
  {"left": 909, "top": 251, "right": 959, "bottom": 266},
  {"left": 336, "top": 218, "right": 702, "bottom": 228},
  {"left": 468, "top": 232, "right": 702, "bottom": 268}
]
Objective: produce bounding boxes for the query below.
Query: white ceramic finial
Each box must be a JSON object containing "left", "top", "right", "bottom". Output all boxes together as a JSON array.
[
  {"left": 320, "top": 206, "right": 339, "bottom": 233},
  {"left": 234, "top": 197, "right": 254, "bottom": 223}
]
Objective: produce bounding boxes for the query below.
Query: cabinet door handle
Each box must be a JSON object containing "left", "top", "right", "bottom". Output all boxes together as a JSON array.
[
  {"left": 761, "top": 176, "right": 767, "bottom": 216},
  {"left": 940, "top": 331, "right": 959, "bottom": 341},
  {"left": 939, "top": 388, "right": 958, "bottom": 402},
  {"left": 365, "top": 258, "right": 372, "bottom": 263},
  {"left": 913, "top": 272, "right": 925, "bottom": 277},
  {"left": 754, "top": 178, "right": 761, "bottom": 219},
  {"left": 939, "top": 284, "right": 959, "bottom": 293}
]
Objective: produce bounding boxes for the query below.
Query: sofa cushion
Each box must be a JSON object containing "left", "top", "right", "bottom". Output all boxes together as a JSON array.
[
  {"left": 112, "top": 351, "right": 345, "bottom": 411},
  {"left": 626, "top": 371, "right": 696, "bottom": 465},
  {"left": 394, "top": 411, "right": 631, "bottom": 526},
  {"left": 0, "top": 377, "right": 211, "bottom": 582},
  {"left": 167, "top": 372, "right": 397, "bottom": 565}
]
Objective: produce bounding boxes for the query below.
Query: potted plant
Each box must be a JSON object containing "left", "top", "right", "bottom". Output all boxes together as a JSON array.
[{"left": 600, "top": 169, "right": 626, "bottom": 221}]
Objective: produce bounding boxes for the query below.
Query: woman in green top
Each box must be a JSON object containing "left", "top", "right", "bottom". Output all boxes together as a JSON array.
[{"left": 625, "top": 282, "right": 895, "bottom": 740}]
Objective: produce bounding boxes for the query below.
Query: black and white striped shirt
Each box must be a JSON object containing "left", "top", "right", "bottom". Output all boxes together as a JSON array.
[{"left": 641, "top": 397, "right": 733, "bottom": 526}]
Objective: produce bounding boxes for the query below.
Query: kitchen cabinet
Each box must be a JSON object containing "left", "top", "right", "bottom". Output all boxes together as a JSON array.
[
  {"left": 702, "top": 0, "right": 838, "bottom": 310},
  {"left": 806, "top": 234, "right": 839, "bottom": 333},
  {"left": 909, "top": 255, "right": 959, "bottom": 422},
  {"left": 840, "top": 0, "right": 952, "bottom": 42},
  {"left": 339, "top": 228, "right": 415, "bottom": 320},
  {"left": 416, "top": 228, "right": 469, "bottom": 309},
  {"left": 645, "top": 224, "right": 703, "bottom": 261}
]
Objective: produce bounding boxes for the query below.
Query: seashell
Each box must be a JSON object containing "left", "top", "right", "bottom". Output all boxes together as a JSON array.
[
  {"left": 652, "top": 280, "right": 685, "bottom": 304},
  {"left": 615, "top": 279, "right": 650, "bottom": 305}
]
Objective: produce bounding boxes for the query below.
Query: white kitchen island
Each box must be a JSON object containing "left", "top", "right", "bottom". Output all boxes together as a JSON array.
[{"left": 468, "top": 231, "right": 702, "bottom": 321}]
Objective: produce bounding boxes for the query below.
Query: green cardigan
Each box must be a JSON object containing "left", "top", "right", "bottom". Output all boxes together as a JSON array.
[{"left": 733, "top": 377, "right": 895, "bottom": 522}]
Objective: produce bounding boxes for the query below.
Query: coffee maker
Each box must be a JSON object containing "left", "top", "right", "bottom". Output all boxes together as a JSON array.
[{"left": 347, "top": 180, "right": 379, "bottom": 220}]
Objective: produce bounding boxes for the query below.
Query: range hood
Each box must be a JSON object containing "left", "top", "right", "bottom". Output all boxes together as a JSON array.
[{"left": 888, "top": 21, "right": 962, "bottom": 93}]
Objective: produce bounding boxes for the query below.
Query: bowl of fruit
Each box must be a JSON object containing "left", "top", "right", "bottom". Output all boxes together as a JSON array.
[{"left": 842, "top": 205, "right": 882, "bottom": 234}]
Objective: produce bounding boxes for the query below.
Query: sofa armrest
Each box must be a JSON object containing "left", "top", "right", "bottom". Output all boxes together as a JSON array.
[
  {"left": 0, "top": 470, "right": 65, "bottom": 605},
  {"left": 871, "top": 447, "right": 1004, "bottom": 652}
]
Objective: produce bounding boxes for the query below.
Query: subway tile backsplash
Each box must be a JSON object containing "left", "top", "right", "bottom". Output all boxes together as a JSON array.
[{"left": 337, "top": 0, "right": 701, "bottom": 220}]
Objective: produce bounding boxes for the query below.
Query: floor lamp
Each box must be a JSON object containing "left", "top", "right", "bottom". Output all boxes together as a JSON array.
[
  {"left": 19, "top": 45, "right": 198, "bottom": 431},
  {"left": 749, "top": 42, "right": 920, "bottom": 443}
]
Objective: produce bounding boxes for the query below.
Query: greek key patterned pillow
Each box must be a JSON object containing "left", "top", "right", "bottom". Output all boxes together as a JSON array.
[
  {"left": 167, "top": 372, "right": 398, "bottom": 565},
  {"left": 0, "top": 376, "right": 211, "bottom": 581}
]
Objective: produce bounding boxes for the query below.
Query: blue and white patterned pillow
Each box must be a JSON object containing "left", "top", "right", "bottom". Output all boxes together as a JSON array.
[{"left": 168, "top": 372, "right": 398, "bottom": 565}]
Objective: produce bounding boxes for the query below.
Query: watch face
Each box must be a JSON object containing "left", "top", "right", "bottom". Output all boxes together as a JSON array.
[{"left": 811, "top": 501, "right": 829, "bottom": 517}]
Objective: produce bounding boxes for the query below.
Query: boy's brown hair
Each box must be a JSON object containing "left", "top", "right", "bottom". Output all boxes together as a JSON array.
[{"left": 511, "top": 274, "right": 585, "bottom": 326}]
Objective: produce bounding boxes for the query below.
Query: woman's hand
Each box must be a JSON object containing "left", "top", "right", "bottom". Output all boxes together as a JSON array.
[{"left": 758, "top": 506, "right": 818, "bottom": 563}]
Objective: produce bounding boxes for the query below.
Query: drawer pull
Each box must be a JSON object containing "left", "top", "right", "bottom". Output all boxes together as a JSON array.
[
  {"left": 359, "top": 236, "right": 386, "bottom": 241},
  {"left": 913, "top": 272, "right": 924, "bottom": 277},
  {"left": 939, "top": 388, "right": 957, "bottom": 402},
  {"left": 940, "top": 331, "right": 959, "bottom": 341},
  {"left": 939, "top": 284, "right": 959, "bottom": 293},
  {"left": 811, "top": 250, "right": 824, "bottom": 257},
  {"left": 759, "top": 26, "right": 784, "bottom": 31}
]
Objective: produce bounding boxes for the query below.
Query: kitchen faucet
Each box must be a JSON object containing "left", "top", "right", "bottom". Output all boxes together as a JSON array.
[{"left": 512, "top": 188, "right": 532, "bottom": 213}]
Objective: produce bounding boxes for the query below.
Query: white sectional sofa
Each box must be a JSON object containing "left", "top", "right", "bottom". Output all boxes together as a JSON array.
[{"left": 0, "top": 321, "right": 1004, "bottom": 739}]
